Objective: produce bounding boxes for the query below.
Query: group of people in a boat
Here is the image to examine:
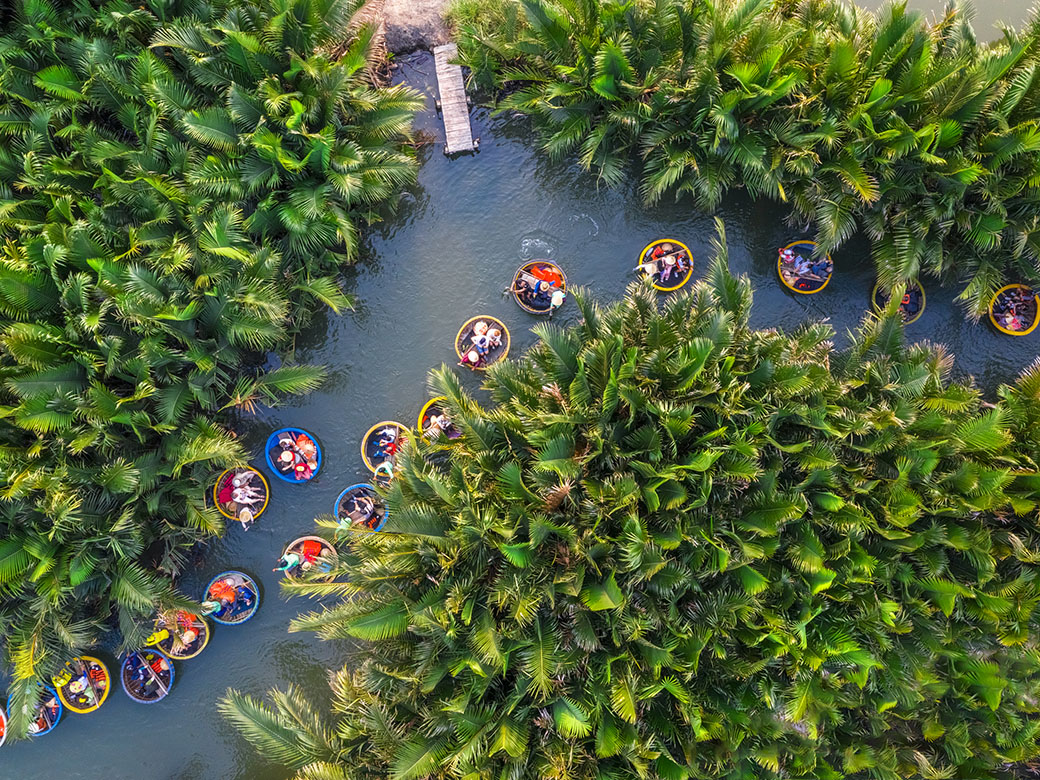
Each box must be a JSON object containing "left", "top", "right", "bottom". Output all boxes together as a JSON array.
[
  {"left": 993, "top": 286, "right": 1037, "bottom": 332},
  {"left": 273, "top": 431, "right": 319, "bottom": 481},
  {"left": 636, "top": 242, "right": 691, "bottom": 285},
  {"left": 458, "top": 319, "right": 505, "bottom": 369},
  {"left": 27, "top": 694, "right": 60, "bottom": 735},
  {"left": 201, "top": 576, "right": 255, "bottom": 621},
  {"left": 424, "top": 409, "right": 457, "bottom": 439},
  {"left": 341, "top": 490, "right": 383, "bottom": 530},
  {"left": 149, "top": 612, "right": 203, "bottom": 654},
  {"left": 124, "top": 653, "right": 170, "bottom": 700},
  {"left": 216, "top": 469, "right": 266, "bottom": 530},
  {"left": 513, "top": 264, "right": 566, "bottom": 313},
  {"left": 55, "top": 661, "right": 106, "bottom": 710},
  {"left": 273, "top": 538, "right": 333, "bottom": 576},
  {"left": 779, "top": 245, "right": 832, "bottom": 288}
]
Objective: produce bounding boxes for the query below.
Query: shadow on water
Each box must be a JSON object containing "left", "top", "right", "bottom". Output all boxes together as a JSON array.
[{"left": 4, "top": 29, "right": 1039, "bottom": 778}]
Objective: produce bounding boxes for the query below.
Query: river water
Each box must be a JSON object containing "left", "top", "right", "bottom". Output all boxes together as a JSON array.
[{"left": 4, "top": 5, "right": 1039, "bottom": 778}]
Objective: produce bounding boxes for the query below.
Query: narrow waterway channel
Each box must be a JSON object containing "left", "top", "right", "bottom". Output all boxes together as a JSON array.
[{"left": 4, "top": 12, "right": 1039, "bottom": 777}]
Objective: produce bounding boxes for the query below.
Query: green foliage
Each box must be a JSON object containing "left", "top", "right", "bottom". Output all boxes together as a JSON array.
[
  {"left": 229, "top": 223, "right": 1040, "bottom": 779},
  {"left": 454, "top": 0, "right": 1040, "bottom": 315},
  {"left": 0, "top": 0, "right": 419, "bottom": 726}
]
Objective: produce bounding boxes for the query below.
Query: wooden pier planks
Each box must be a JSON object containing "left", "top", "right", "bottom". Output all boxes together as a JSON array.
[{"left": 433, "top": 43, "right": 477, "bottom": 155}]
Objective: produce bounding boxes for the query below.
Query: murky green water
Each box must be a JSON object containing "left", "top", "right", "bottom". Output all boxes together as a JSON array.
[{"left": 5, "top": 8, "right": 1039, "bottom": 776}]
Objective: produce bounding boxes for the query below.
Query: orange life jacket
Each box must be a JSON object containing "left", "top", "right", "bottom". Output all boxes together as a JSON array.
[
  {"left": 209, "top": 580, "right": 236, "bottom": 603},
  {"left": 301, "top": 539, "right": 323, "bottom": 561}
]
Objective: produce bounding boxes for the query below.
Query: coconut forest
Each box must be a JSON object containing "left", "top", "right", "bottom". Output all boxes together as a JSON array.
[{"left": 6, "top": 0, "right": 1040, "bottom": 779}]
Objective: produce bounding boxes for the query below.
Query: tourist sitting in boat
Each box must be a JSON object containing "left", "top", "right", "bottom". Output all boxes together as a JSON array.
[
  {"left": 273, "top": 552, "right": 301, "bottom": 574},
  {"left": 459, "top": 348, "right": 485, "bottom": 369},
  {"left": 533, "top": 281, "right": 553, "bottom": 307},
  {"left": 374, "top": 460, "right": 395, "bottom": 485},
  {"left": 550, "top": 287, "right": 566, "bottom": 315},
  {"left": 374, "top": 427, "right": 399, "bottom": 460},
  {"left": 779, "top": 246, "right": 831, "bottom": 287},
  {"left": 237, "top": 507, "right": 254, "bottom": 531},
  {"left": 231, "top": 485, "right": 263, "bottom": 505},
  {"left": 344, "top": 493, "right": 379, "bottom": 528},
  {"left": 487, "top": 327, "right": 503, "bottom": 349},
  {"left": 426, "top": 412, "right": 454, "bottom": 437},
  {"left": 1003, "top": 311, "right": 1024, "bottom": 331},
  {"left": 471, "top": 331, "right": 490, "bottom": 356},
  {"left": 205, "top": 577, "right": 238, "bottom": 615},
  {"left": 28, "top": 694, "right": 59, "bottom": 735}
]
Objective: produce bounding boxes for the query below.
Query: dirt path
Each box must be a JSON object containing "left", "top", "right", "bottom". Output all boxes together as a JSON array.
[{"left": 355, "top": 0, "right": 452, "bottom": 54}]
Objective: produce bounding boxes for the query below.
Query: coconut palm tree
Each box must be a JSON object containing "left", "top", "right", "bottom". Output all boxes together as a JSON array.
[{"left": 225, "top": 220, "right": 1040, "bottom": 779}]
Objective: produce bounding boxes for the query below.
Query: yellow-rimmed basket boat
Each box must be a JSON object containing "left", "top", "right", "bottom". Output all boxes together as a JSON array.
[
  {"left": 418, "top": 397, "right": 461, "bottom": 442},
  {"left": 147, "top": 611, "right": 211, "bottom": 660},
  {"left": 212, "top": 467, "right": 269, "bottom": 523},
  {"left": 989, "top": 284, "right": 1039, "bottom": 336},
  {"left": 361, "top": 421, "right": 408, "bottom": 473},
  {"left": 872, "top": 281, "right": 926, "bottom": 325},
  {"left": 636, "top": 239, "right": 693, "bottom": 292},
  {"left": 778, "top": 241, "right": 832, "bottom": 294},
  {"left": 53, "top": 656, "right": 110, "bottom": 715},
  {"left": 455, "top": 316, "right": 510, "bottom": 371}
]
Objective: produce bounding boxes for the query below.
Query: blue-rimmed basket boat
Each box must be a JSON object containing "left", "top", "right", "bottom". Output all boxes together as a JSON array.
[
  {"left": 203, "top": 570, "right": 260, "bottom": 625},
  {"left": 7, "top": 685, "right": 62, "bottom": 736},
  {"left": 335, "top": 484, "right": 388, "bottom": 532},
  {"left": 121, "top": 650, "right": 174, "bottom": 704},
  {"left": 265, "top": 428, "right": 322, "bottom": 483}
]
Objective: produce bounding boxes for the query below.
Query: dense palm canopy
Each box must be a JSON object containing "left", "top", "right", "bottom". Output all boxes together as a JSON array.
[
  {"left": 450, "top": 0, "right": 1040, "bottom": 314},
  {"left": 0, "top": 0, "right": 420, "bottom": 731},
  {"left": 225, "top": 222, "right": 1040, "bottom": 779}
]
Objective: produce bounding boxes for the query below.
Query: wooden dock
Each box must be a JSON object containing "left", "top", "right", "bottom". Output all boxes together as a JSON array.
[{"left": 433, "top": 43, "right": 477, "bottom": 155}]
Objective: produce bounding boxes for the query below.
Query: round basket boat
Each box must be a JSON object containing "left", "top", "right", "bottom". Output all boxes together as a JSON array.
[
  {"left": 147, "top": 611, "right": 211, "bottom": 660},
  {"left": 988, "top": 284, "right": 1040, "bottom": 336},
  {"left": 212, "top": 467, "right": 269, "bottom": 527},
  {"left": 778, "top": 241, "right": 832, "bottom": 294},
  {"left": 264, "top": 428, "right": 322, "bottom": 483},
  {"left": 0, "top": 704, "right": 6, "bottom": 748},
  {"left": 52, "top": 656, "right": 110, "bottom": 715},
  {"left": 279, "top": 535, "right": 337, "bottom": 577},
  {"left": 7, "top": 686, "right": 61, "bottom": 737},
  {"left": 636, "top": 239, "right": 694, "bottom": 292},
  {"left": 121, "top": 649, "right": 174, "bottom": 704},
  {"left": 511, "top": 260, "right": 567, "bottom": 314},
  {"left": 361, "top": 421, "right": 408, "bottom": 474},
  {"left": 455, "top": 316, "right": 511, "bottom": 371},
  {"left": 872, "top": 281, "right": 926, "bottom": 324},
  {"left": 418, "top": 397, "right": 461, "bottom": 442},
  {"left": 203, "top": 571, "right": 260, "bottom": 626},
  {"left": 335, "top": 484, "right": 388, "bottom": 532}
]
